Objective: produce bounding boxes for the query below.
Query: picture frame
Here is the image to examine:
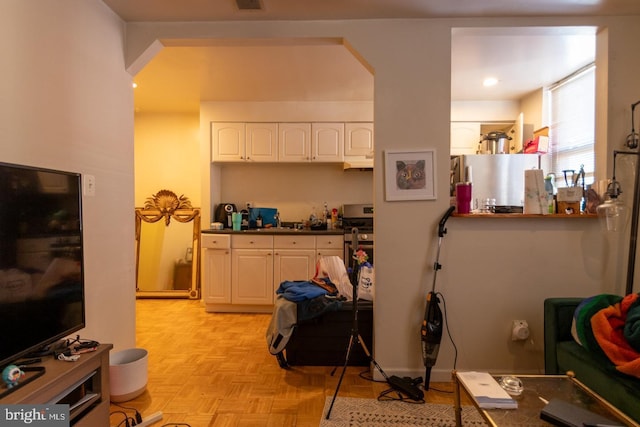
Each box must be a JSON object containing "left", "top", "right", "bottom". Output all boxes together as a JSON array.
[{"left": 384, "top": 149, "right": 437, "bottom": 201}]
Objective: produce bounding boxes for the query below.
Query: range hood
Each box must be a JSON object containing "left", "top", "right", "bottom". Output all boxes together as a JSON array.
[{"left": 343, "top": 159, "right": 373, "bottom": 170}]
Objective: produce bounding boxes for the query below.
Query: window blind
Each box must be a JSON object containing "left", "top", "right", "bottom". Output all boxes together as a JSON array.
[{"left": 549, "top": 64, "right": 595, "bottom": 187}]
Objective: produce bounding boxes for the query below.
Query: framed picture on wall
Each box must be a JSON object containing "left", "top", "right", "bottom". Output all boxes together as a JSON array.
[{"left": 384, "top": 149, "right": 437, "bottom": 201}]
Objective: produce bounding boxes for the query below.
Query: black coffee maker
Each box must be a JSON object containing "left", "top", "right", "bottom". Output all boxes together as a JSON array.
[{"left": 214, "top": 203, "right": 237, "bottom": 228}]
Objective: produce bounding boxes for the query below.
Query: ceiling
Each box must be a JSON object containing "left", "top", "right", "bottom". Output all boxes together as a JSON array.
[
  {"left": 103, "top": 0, "right": 640, "bottom": 22},
  {"left": 101, "top": 1, "right": 620, "bottom": 113}
]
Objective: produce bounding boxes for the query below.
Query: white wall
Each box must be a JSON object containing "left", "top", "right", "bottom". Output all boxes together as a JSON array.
[
  {"left": 125, "top": 16, "right": 640, "bottom": 381},
  {"left": 0, "top": 1, "right": 136, "bottom": 351},
  {"left": 135, "top": 113, "right": 201, "bottom": 206},
  {"left": 520, "top": 89, "right": 545, "bottom": 132},
  {"left": 451, "top": 100, "right": 520, "bottom": 122}
]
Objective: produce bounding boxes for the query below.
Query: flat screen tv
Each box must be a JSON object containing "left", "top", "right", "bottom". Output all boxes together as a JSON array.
[{"left": 0, "top": 162, "right": 85, "bottom": 368}]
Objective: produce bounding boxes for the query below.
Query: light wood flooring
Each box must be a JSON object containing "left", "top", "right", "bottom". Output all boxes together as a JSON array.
[{"left": 109, "top": 299, "right": 458, "bottom": 427}]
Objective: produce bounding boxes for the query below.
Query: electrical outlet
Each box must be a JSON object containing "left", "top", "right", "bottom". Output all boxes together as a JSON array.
[{"left": 511, "top": 320, "right": 530, "bottom": 341}]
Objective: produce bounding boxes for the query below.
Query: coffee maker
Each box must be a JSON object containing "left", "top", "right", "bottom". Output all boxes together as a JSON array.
[{"left": 214, "top": 203, "right": 237, "bottom": 228}]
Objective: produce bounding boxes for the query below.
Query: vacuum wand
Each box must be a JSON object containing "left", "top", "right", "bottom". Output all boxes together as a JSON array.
[{"left": 421, "top": 206, "right": 453, "bottom": 390}]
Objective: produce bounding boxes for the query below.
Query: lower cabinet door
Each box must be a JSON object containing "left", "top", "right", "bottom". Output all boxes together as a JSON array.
[
  {"left": 316, "top": 248, "right": 344, "bottom": 263},
  {"left": 231, "top": 249, "right": 274, "bottom": 305},
  {"left": 202, "top": 248, "right": 231, "bottom": 304},
  {"left": 274, "top": 249, "right": 316, "bottom": 292}
]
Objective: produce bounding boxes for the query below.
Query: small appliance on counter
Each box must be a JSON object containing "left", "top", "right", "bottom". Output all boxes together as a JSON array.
[{"left": 214, "top": 203, "right": 237, "bottom": 228}]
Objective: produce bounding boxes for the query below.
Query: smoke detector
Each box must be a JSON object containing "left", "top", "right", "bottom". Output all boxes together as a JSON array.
[{"left": 236, "top": 0, "right": 262, "bottom": 10}]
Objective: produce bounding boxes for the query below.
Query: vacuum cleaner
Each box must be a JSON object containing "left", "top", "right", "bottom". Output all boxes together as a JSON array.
[{"left": 420, "top": 205, "right": 454, "bottom": 390}]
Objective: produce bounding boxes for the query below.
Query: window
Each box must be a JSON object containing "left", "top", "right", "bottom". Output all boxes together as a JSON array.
[{"left": 548, "top": 64, "right": 595, "bottom": 188}]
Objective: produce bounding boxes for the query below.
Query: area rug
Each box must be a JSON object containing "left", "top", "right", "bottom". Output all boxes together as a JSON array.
[{"left": 318, "top": 396, "right": 487, "bottom": 427}]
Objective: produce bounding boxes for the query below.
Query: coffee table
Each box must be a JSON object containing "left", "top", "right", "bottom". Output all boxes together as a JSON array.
[{"left": 452, "top": 371, "right": 639, "bottom": 426}]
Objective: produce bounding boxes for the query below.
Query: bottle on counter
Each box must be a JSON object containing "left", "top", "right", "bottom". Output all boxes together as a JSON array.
[
  {"left": 544, "top": 174, "right": 556, "bottom": 214},
  {"left": 325, "top": 203, "right": 332, "bottom": 229},
  {"left": 256, "top": 213, "right": 263, "bottom": 228},
  {"left": 322, "top": 202, "right": 329, "bottom": 225},
  {"left": 240, "top": 209, "right": 249, "bottom": 230}
]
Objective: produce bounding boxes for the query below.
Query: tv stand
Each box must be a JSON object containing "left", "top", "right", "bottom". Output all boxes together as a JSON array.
[{"left": 0, "top": 344, "right": 112, "bottom": 426}]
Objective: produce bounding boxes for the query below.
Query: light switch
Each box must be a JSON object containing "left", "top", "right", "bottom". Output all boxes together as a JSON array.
[{"left": 83, "top": 174, "right": 96, "bottom": 197}]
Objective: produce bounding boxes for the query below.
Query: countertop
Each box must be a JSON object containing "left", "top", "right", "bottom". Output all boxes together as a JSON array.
[{"left": 202, "top": 228, "right": 344, "bottom": 235}]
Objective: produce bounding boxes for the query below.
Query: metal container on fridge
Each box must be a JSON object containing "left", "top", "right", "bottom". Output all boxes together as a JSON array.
[{"left": 479, "top": 131, "right": 512, "bottom": 154}]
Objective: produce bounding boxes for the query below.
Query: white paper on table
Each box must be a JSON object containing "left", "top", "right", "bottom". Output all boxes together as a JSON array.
[{"left": 457, "top": 371, "right": 518, "bottom": 409}]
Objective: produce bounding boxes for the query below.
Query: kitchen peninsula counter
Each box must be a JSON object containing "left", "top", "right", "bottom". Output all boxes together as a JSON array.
[
  {"left": 452, "top": 213, "right": 597, "bottom": 218},
  {"left": 202, "top": 228, "right": 344, "bottom": 235}
]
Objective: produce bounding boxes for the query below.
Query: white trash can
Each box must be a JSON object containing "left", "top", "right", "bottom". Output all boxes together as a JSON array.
[{"left": 109, "top": 348, "right": 148, "bottom": 402}]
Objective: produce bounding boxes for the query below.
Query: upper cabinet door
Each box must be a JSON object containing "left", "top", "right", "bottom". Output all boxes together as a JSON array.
[
  {"left": 279, "top": 123, "right": 312, "bottom": 162},
  {"left": 450, "top": 122, "right": 481, "bottom": 155},
  {"left": 212, "top": 122, "right": 245, "bottom": 162},
  {"left": 345, "top": 122, "right": 374, "bottom": 157},
  {"left": 246, "top": 123, "right": 278, "bottom": 162},
  {"left": 312, "top": 122, "right": 344, "bottom": 162}
]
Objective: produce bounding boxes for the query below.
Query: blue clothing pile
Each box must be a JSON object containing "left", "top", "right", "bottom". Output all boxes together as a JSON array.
[{"left": 276, "top": 278, "right": 336, "bottom": 302}]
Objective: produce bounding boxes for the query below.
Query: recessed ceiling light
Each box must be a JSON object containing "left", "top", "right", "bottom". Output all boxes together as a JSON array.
[
  {"left": 483, "top": 77, "right": 499, "bottom": 87},
  {"left": 132, "top": 82, "right": 138, "bottom": 89}
]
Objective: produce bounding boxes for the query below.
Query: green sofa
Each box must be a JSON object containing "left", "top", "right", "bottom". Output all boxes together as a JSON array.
[{"left": 544, "top": 297, "right": 640, "bottom": 423}]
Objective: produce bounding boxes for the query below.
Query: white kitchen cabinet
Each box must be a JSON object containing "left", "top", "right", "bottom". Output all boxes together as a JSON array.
[
  {"left": 450, "top": 122, "right": 481, "bottom": 155},
  {"left": 211, "top": 122, "right": 245, "bottom": 161},
  {"left": 201, "top": 234, "right": 231, "bottom": 304},
  {"left": 278, "top": 122, "right": 312, "bottom": 162},
  {"left": 273, "top": 235, "right": 316, "bottom": 289},
  {"left": 311, "top": 122, "right": 344, "bottom": 162},
  {"left": 203, "top": 233, "right": 344, "bottom": 313},
  {"left": 232, "top": 249, "right": 274, "bottom": 305},
  {"left": 211, "top": 122, "right": 277, "bottom": 162},
  {"left": 315, "top": 235, "right": 344, "bottom": 262},
  {"left": 345, "top": 122, "right": 374, "bottom": 157},
  {"left": 245, "top": 122, "right": 278, "bottom": 162},
  {"left": 231, "top": 235, "right": 274, "bottom": 306}
]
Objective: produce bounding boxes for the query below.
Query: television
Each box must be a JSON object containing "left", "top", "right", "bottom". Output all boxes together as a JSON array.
[{"left": 0, "top": 162, "right": 85, "bottom": 368}]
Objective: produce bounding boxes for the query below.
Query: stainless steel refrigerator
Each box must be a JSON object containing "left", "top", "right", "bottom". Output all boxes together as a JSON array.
[{"left": 451, "top": 154, "right": 541, "bottom": 209}]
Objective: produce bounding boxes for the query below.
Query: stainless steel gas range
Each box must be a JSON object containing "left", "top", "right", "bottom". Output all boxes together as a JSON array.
[{"left": 342, "top": 203, "right": 374, "bottom": 265}]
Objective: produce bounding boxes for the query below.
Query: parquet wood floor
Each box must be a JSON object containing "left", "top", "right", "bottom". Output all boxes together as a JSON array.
[{"left": 109, "top": 299, "right": 457, "bottom": 427}]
